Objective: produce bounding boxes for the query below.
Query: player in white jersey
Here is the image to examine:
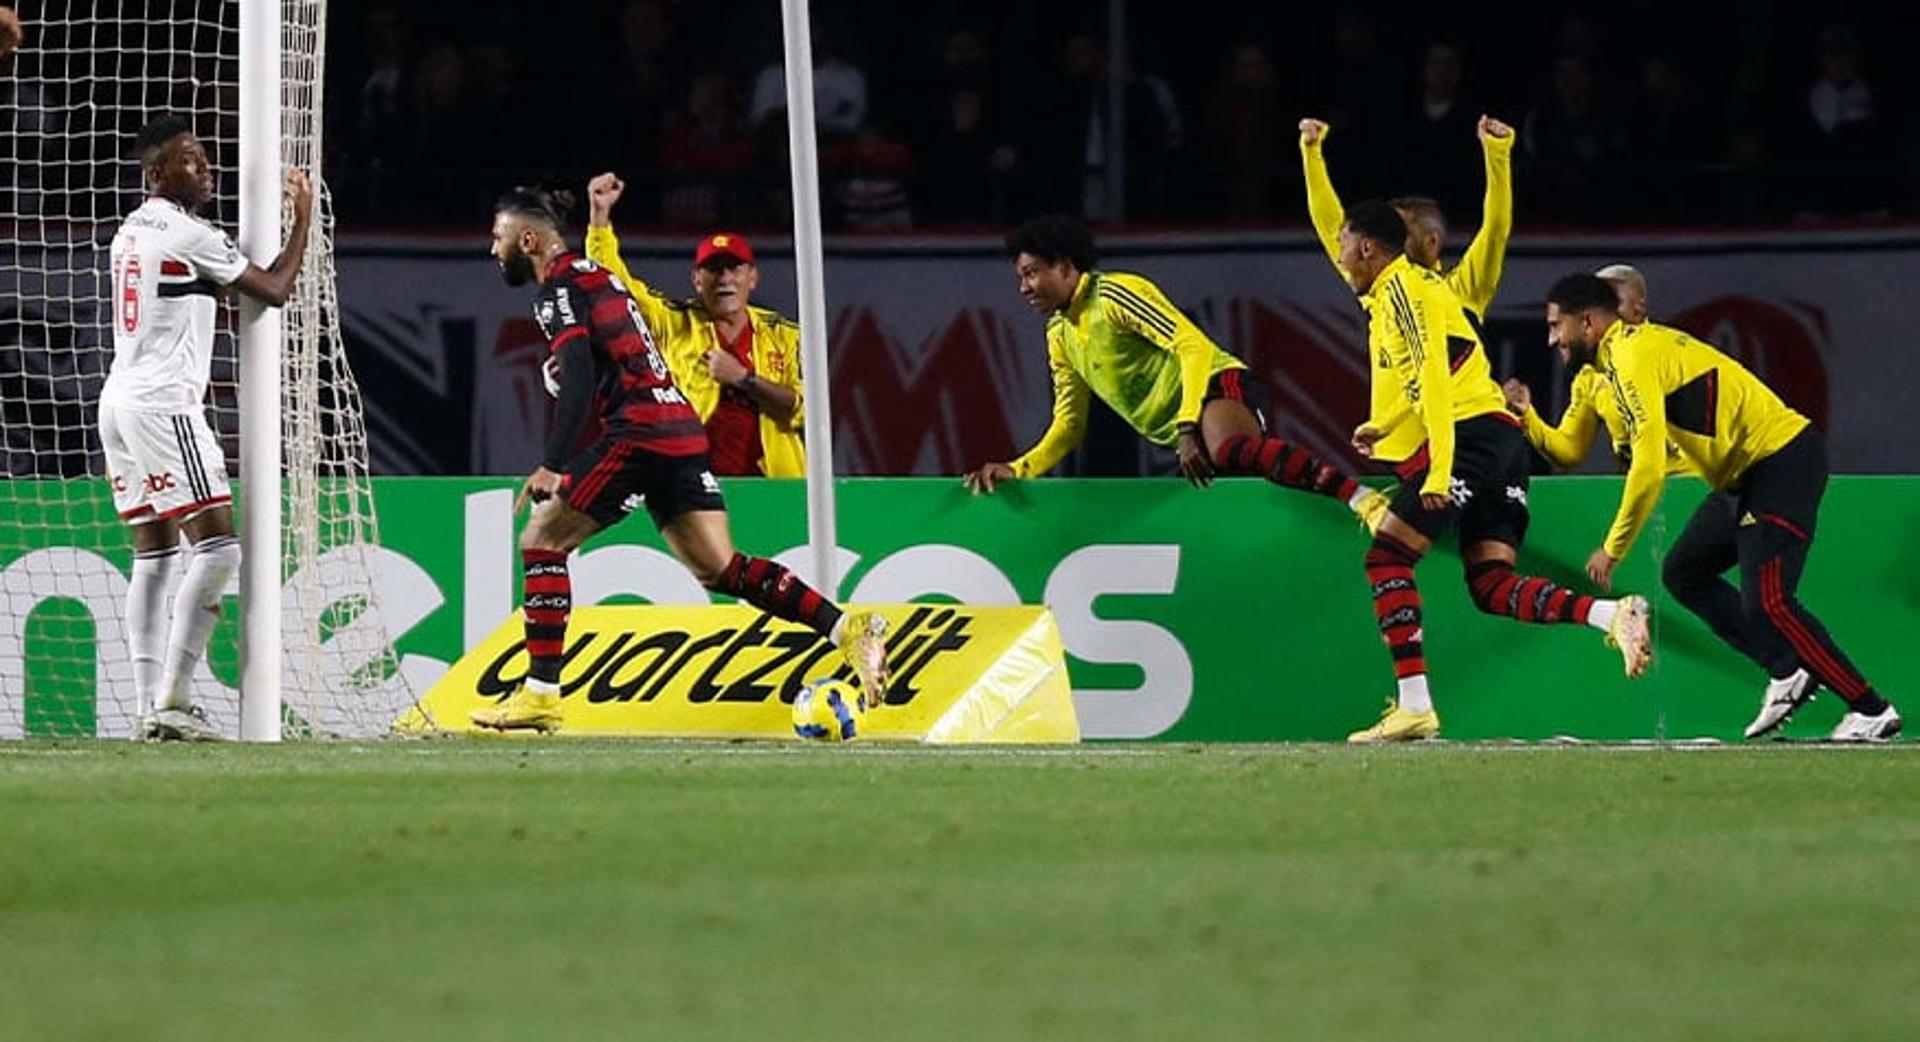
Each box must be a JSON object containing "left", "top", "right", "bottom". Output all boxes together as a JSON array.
[{"left": 99, "top": 114, "right": 313, "bottom": 740}]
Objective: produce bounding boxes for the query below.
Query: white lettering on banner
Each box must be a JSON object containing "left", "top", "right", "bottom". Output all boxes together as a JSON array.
[
  {"left": 465, "top": 489, "right": 514, "bottom": 648},
  {"left": 846, "top": 544, "right": 1021, "bottom": 605},
  {"left": 1044, "top": 544, "right": 1193, "bottom": 739},
  {"left": 570, "top": 545, "right": 709, "bottom": 606},
  {"left": 0, "top": 548, "right": 137, "bottom": 738}
]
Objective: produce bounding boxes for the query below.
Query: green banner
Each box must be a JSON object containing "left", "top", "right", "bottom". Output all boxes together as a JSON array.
[{"left": 4, "top": 477, "right": 1914, "bottom": 740}]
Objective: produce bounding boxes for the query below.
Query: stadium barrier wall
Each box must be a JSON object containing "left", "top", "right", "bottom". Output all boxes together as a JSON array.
[
  {"left": 4, "top": 477, "right": 1915, "bottom": 741},
  {"left": 324, "top": 229, "right": 1920, "bottom": 477}
]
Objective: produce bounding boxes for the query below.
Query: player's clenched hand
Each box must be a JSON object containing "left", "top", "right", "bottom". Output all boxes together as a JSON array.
[
  {"left": 587, "top": 172, "right": 625, "bottom": 228},
  {"left": 1351, "top": 422, "right": 1385, "bottom": 458},
  {"left": 283, "top": 168, "right": 313, "bottom": 221},
  {"left": 962, "top": 462, "right": 1015, "bottom": 495},
  {"left": 1586, "top": 547, "right": 1618, "bottom": 591},
  {"left": 1176, "top": 428, "right": 1213, "bottom": 488},
  {"left": 1298, "top": 118, "right": 1329, "bottom": 147},
  {"left": 706, "top": 349, "right": 749, "bottom": 387},
  {"left": 516, "top": 466, "right": 567, "bottom": 515},
  {"left": 1502, "top": 378, "right": 1533, "bottom": 416},
  {"left": 1477, "top": 114, "right": 1514, "bottom": 142},
  {"left": 1420, "top": 492, "right": 1450, "bottom": 511}
]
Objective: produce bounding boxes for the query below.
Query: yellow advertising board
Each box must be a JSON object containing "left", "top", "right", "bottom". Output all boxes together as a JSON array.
[{"left": 403, "top": 604, "right": 1079, "bottom": 743}]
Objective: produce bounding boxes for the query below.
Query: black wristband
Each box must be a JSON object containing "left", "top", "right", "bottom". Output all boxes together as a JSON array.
[
  {"left": 1176, "top": 421, "right": 1199, "bottom": 436},
  {"left": 739, "top": 372, "right": 760, "bottom": 393}
]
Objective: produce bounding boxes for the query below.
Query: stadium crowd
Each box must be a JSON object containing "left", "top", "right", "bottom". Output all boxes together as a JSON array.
[{"left": 326, "top": 0, "right": 1917, "bottom": 229}]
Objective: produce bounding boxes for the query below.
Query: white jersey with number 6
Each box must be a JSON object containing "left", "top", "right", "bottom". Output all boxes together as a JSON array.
[{"left": 100, "top": 196, "right": 249, "bottom": 412}]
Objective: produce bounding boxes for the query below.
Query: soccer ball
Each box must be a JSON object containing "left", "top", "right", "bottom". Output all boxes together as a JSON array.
[{"left": 791, "top": 677, "right": 868, "bottom": 742}]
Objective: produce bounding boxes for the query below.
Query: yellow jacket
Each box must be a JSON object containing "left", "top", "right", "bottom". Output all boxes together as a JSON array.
[
  {"left": 1009, "top": 271, "right": 1244, "bottom": 478},
  {"left": 1303, "top": 127, "right": 1513, "bottom": 461},
  {"left": 1522, "top": 364, "right": 1695, "bottom": 476},
  {"left": 1596, "top": 320, "right": 1809, "bottom": 558},
  {"left": 1362, "top": 255, "right": 1511, "bottom": 496},
  {"left": 584, "top": 225, "right": 806, "bottom": 477}
]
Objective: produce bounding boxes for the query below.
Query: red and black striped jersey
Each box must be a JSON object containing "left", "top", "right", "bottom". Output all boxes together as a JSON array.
[{"left": 535, "top": 252, "right": 707, "bottom": 459}]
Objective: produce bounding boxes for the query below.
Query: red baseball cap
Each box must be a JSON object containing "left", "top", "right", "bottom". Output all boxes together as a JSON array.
[{"left": 694, "top": 232, "right": 755, "bottom": 266}]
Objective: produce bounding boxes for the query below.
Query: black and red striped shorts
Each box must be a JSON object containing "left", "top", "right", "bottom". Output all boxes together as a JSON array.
[
  {"left": 563, "top": 437, "right": 725, "bottom": 530},
  {"left": 1204, "top": 367, "right": 1271, "bottom": 434}
]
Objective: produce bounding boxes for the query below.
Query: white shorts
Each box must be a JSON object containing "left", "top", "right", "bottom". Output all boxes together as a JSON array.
[{"left": 98, "top": 402, "right": 232, "bottom": 523}]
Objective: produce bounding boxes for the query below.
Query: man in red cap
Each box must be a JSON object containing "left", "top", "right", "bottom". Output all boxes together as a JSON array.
[{"left": 583, "top": 173, "right": 806, "bottom": 476}]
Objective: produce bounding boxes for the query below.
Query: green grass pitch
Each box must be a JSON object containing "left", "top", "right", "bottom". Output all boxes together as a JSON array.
[{"left": 2, "top": 740, "right": 1916, "bottom": 1041}]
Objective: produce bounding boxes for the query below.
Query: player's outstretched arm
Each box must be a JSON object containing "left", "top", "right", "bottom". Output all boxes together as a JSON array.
[
  {"left": 230, "top": 168, "right": 314, "bottom": 308},
  {"left": 1448, "top": 116, "right": 1514, "bottom": 316},
  {"left": 1298, "top": 119, "right": 1346, "bottom": 272},
  {"left": 967, "top": 337, "right": 1089, "bottom": 494}
]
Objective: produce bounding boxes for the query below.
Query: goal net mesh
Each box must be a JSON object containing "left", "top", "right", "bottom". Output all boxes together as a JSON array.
[{"left": 0, "top": 0, "right": 422, "bottom": 738}]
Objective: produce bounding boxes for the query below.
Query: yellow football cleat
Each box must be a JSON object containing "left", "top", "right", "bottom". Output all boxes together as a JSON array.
[
  {"left": 470, "top": 685, "right": 564, "bottom": 733},
  {"left": 840, "top": 610, "right": 891, "bottom": 709},
  {"left": 1347, "top": 699, "right": 1441, "bottom": 743},
  {"left": 1605, "top": 594, "right": 1653, "bottom": 679},
  {"left": 1354, "top": 488, "right": 1391, "bottom": 534}
]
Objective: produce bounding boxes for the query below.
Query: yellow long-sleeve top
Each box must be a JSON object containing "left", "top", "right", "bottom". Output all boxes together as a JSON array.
[
  {"left": 1303, "top": 127, "right": 1513, "bottom": 460},
  {"left": 1523, "top": 366, "right": 1695, "bottom": 476},
  {"left": 1362, "top": 255, "right": 1511, "bottom": 496},
  {"left": 583, "top": 225, "right": 806, "bottom": 477},
  {"left": 1595, "top": 319, "right": 1810, "bottom": 558},
  {"left": 1009, "top": 271, "right": 1244, "bottom": 478}
]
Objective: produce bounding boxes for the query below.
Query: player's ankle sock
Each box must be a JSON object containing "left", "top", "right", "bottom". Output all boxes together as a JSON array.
[
  {"left": 128, "top": 545, "right": 179, "bottom": 712},
  {"left": 521, "top": 548, "right": 571, "bottom": 686},
  {"left": 1214, "top": 434, "right": 1360, "bottom": 502},
  {"left": 158, "top": 535, "right": 239, "bottom": 710},
  {"left": 524, "top": 676, "right": 561, "bottom": 698},
  {"left": 1396, "top": 674, "right": 1434, "bottom": 715},
  {"left": 1366, "top": 533, "right": 1427, "bottom": 690},
  {"left": 1586, "top": 599, "right": 1619, "bottom": 632},
  {"left": 1848, "top": 690, "right": 1892, "bottom": 716},
  {"left": 714, "top": 553, "right": 843, "bottom": 637},
  {"left": 1466, "top": 560, "right": 1594, "bottom": 625}
]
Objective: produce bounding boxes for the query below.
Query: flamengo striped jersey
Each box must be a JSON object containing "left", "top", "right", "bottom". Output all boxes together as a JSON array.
[
  {"left": 535, "top": 252, "right": 708, "bottom": 458},
  {"left": 100, "top": 197, "right": 250, "bottom": 412},
  {"left": 1009, "top": 271, "right": 1244, "bottom": 478}
]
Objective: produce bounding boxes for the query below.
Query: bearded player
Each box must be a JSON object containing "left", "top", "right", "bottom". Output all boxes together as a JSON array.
[{"left": 476, "top": 187, "right": 887, "bottom": 732}]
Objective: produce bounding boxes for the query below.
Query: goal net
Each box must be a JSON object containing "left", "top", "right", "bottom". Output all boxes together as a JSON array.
[{"left": 0, "top": 0, "right": 421, "bottom": 738}]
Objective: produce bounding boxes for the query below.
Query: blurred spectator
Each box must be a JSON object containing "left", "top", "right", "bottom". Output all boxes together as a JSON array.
[
  {"left": 408, "top": 44, "right": 492, "bottom": 218},
  {"left": 1522, "top": 53, "right": 1625, "bottom": 222},
  {"left": 656, "top": 70, "right": 755, "bottom": 228},
  {"left": 1015, "top": 31, "right": 1182, "bottom": 222},
  {"left": 749, "top": 37, "right": 869, "bottom": 138},
  {"left": 1796, "top": 25, "right": 1893, "bottom": 218},
  {"left": 1623, "top": 55, "right": 1713, "bottom": 220},
  {"left": 1313, "top": 14, "right": 1395, "bottom": 193},
  {"left": 913, "top": 28, "right": 1016, "bottom": 224},
  {"left": 1205, "top": 41, "right": 1287, "bottom": 221},
  {"left": 1398, "top": 42, "right": 1478, "bottom": 217},
  {"left": 343, "top": 2, "right": 410, "bottom": 215}
]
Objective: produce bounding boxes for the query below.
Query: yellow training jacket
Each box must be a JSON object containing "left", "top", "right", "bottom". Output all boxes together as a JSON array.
[
  {"left": 584, "top": 225, "right": 806, "bottom": 477},
  {"left": 1009, "top": 271, "right": 1244, "bottom": 478},
  {"left": 1523, "top": 365, "right": 1694, "bottom": 476},
  {"left": 1362, "top": 255, "right": 1511, "bottom": 496},
  {"left": 1595, "top": 320, "right": 1810, "bottom": 558},
  {"left": 1303, "top": 126, "right": 1513, "bottom": 461}
]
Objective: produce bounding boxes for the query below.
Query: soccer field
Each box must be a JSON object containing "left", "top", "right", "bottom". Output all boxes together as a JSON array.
[{"left": 3, "top": 741, "right": 1916, "bottom": 1041}]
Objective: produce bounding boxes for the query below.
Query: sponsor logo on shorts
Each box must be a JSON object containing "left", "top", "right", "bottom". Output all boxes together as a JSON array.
[
  {"left": 699, "top": 471, "right": 720, "bottom": 495},
  {"left": 1448, "top": 477, "right": 1472, "bottom": 507},
  {"left": 620, "top": 493, "right": 644, "bottom": 515},
  {"left": 1505, "top": 485, "right": 1528, "bottom": 506}
]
